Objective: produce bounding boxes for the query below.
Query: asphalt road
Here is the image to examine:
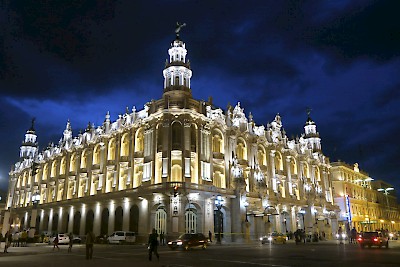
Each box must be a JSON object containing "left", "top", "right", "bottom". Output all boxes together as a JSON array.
[{"left": 1, "top": 240, "right": 400, "bottom": 267}]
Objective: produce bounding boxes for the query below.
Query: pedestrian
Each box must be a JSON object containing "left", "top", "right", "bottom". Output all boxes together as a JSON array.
[
  {"left": 148, "top": 228, "right": 159, "bottom": 261},
  {"left": 160, "top": 231, "right": 164, "bottom": 246},
  {"left": 53, "top": 234, "right": 60, "bottom": 251},
  {"left": 3, "top": 231, "right": 11, "bottom": 253},
  {"left": 68, "top": 232, "right": 73, "bottom": 253},
  {"left": 86, "top": 230, "right": 95, "bottom": 260},
  {"left": 209, "top": 230, "right": 212, "bottom": 243},
  {"left": 338, "top": 227, "right": 343, "bottom": 244}
]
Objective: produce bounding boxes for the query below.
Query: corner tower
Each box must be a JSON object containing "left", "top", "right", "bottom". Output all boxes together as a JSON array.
[
  {"left": 303, "top": 109, "right": 321, "bottom": 152},
  {"left": 19, "top": 118, "right": 38, "bottom": 160},
  {"left": 162, "top": 22, "right": 193, "bottom": 101}
]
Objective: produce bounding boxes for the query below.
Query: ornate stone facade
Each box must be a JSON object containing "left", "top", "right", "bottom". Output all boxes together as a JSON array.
[{"left": 3, "top": 31, "right": 338, "bottom": 242}]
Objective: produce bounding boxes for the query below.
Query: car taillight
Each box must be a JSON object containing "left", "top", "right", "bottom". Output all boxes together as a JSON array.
[
  {"left": 357, "top": 237, "right": 362, "bottom": 241},
  {"left": 373, "top": 238, "right": 378, "bottom": 242}
]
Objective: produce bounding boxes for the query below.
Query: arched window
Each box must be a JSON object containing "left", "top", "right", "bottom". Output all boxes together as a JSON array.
[
  {"left": 290, "top": 158, "right": 298, "bottom": 175},
  {"left": 60, "top": 157, "right": 66, "bottom": 175},
  {"left": 185, "top": 204, "right": 197, "bottom": 233},
  {"left": 155, "top": 207, "right": 167, "bottom": 234},
  {"left": 190, "top": 124, "right": 197, "bottom": 152},
  {"left": 93, "top": 145, "right": 101, "bottom": 165},
  {"left": 108, "top": 139, "right": 116, "bottom": 160},
  {"left": 121, "top": 133, "right": 130, "bottom": 157},
  {"left": 274, "top": 152, "right": 283, "bottom": 171},
  {"left": 134, "top": 129, "right": 144, "bottom": 153},
  {"left": 51, "top": 161, "right": 57, "bottom": 177},
  {"left": 157, "top": 125, "right": 163, "bottom": 152},
  {"left": 257, "top": 146, "right": 266, "bottom": 166},
  {"left": 114, "top": 206, "right": 123, "bottom": 231},
  {"left": 236, "top": 138, "right": 247, "bottom": 160},
  {"left": 43, "top": 164, "right": 49, "bottom": 180},
  {"left": 172, "top": 122, "right": 182, "bottom": 150},
  {"left": 212, "top": 130, "right": 224, "bottom": 154},
  {"left": 69, "top": 154, "right": 76, "bottom": 173},
  {"left": 80, "top": 149, "right": 88, "bottom": 169}
]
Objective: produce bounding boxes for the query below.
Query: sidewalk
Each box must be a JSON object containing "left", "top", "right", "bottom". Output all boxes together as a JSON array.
[{"left": 0, "top": 242, "right": 54, "bottom": 257}]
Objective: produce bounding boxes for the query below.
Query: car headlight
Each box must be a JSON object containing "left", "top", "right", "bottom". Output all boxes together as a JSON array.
[
  {"left": 268, "top": 237, "right": 273, "bottom": 241},
  {"left": 177, "top": 241, "right": 183, "bottom": 245},
  {"left": 335, "top": 234, "right": 339, "bottom": 238},
  {"left": 168, "top": 241, "right": 172, "bottom": 245},
  {"left": 389, "top": 233, "right": 394, "bottom": 237},
  {"left": 260, "top": 237, "right": 263, "bottom": 241},
  {"left": 341, "top": 234, "right": 346, "bottom": 238}
]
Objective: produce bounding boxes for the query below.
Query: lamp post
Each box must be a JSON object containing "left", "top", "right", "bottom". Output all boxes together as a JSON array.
[
  {"left": 377, "top": 187, "right": 394, "bottom": 230},
  {"left": 264, "top": 205, "right": 279, "bottom": 234},
  {"left": 29, "top": 192, "right": 40, "bottom": 238},
  {"left": 355, "top": 177, "right": 373, "bottom": 231},
  {"left": 214, "top": 195, "right": 224, "bottom": 244},
  {"left": 377, "top": 187, "right": 394, "bottom": 208}
]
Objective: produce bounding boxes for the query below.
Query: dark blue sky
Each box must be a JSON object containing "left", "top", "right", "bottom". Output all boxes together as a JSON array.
[{"left": 1, "top": 1, "right": 399, "bottom": 192}]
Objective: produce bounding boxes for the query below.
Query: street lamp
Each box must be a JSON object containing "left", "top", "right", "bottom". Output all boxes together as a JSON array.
[
  {"left": 214, "top": 195, "right": 224, "bottom": 244},
  {"left": 264, "top": 206, "right": 279, "bottom": 222},
  {"left": 29, "top": 192, "right": 40, "bottom": 238},
  {"left": 377, "top": 187, "right": 394, "bottom": 208},
  {"left": 355, "top": 177, "right": 373, "bottom": 231},
  {"left": 32, "top": 192, "right": 40, "bottom": 207}
]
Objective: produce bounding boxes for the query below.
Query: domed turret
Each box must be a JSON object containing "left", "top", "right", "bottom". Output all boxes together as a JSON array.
[{"left": 162, "top": 22, "right": 193, "bottom": 100}]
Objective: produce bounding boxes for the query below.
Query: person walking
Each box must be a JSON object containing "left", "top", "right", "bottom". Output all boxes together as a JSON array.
[
  {"left": 338, "top": 227, "right": 344, "bottom": 244},
  {"left": 68, "top": 232, "right": 73, "bottom": 253},
  {"left": 159, "top": 231, "right": 164, "bottom": 246},
  {"left": 86, "top": 230, "right": 95, "bottom": 260},
  {"left": 209, "top": 230, "right": 212, "bottom": 243},
  {"left": 148, "top": 228, "right": 159, "bottom": 261},
  {"left": 3, "top": 231, "right": 11, "bottom": 253},
  {"left": 53, "top": 234, "right": 60, "bottom": 251}
]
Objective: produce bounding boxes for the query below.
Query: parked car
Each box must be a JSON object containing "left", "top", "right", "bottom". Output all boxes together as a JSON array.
[
  {"left": 260, "top": 233, "right": 287, "bottom": 244},
  {"left": 72, "top": 235, "right": 81, "bottom": 243},
  {"left": 168, "top": 233, "right": 208, "bottom": 250},
  {"left": 357, "top": 231, "right": 389, "bottom": 248},
  {"left": 48, "top": 233, "right": 70, "bottom": 245},
  {"left": 107, "top": 231, "right": 136, "bottom": 244}
]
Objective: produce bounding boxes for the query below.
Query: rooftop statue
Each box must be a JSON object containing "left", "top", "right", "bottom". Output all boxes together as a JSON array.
[{"left": 175, "top": 22, "right": 186, "bottom": 37}]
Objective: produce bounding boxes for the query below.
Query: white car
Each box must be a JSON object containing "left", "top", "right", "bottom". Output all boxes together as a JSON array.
[
  {"left": 107, "top": 231, "right": 136, "bottom": 244},
  {"left": 48, "top": 233, "right": 70, "bottom": 244}
]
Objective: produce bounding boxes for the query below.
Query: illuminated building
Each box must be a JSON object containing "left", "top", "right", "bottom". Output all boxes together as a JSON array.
[
  {"left": 331, "top": 162, "right": 399, "bottom": 233},
  {"left": 3, "top": 28, "right": 338, "bottom": 242}
]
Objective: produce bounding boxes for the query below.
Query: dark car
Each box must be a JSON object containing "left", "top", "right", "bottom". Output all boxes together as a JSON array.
[
  {"left": 167, "top": 233, "right": 208, "bottom": 250},
  {"left": 357, "top": 231, "right": 389, "bottom": 248}
]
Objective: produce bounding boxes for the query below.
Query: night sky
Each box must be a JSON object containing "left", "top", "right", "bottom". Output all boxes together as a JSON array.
[{"left": 1, "top": 1, "right": 399, "bottom": 194}]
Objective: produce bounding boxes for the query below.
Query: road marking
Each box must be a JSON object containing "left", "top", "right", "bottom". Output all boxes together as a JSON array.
[{"left": 203, "top": 258, "right": 291, "bottom": 267}]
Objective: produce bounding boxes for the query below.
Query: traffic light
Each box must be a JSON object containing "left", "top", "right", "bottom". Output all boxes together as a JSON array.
[{"left": 173, "top": 185, "right": 179, "bottom": 197}]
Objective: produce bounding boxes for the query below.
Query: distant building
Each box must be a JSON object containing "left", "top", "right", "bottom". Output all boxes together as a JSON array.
[
  {"left": 3, "top": 28, "right": 338, "bottom": 241},
  {"left": 331, "top": 161, "right": 399, "bottom": 233}
]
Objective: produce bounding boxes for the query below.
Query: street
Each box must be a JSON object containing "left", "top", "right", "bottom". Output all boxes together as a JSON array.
[{"left": 1, "top": 240, "right": 400, "bottom": 267}]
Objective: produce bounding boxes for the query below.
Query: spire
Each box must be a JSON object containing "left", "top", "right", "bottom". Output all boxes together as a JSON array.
[
  {"left": 162, "top": 22, "right": 193, "bottom": 100},
  {"left": 28, "top": 117, "right": 36, "bottom": 133},
  {"left": 20, "top": 118, "right": 38, "bottom": 160}
]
